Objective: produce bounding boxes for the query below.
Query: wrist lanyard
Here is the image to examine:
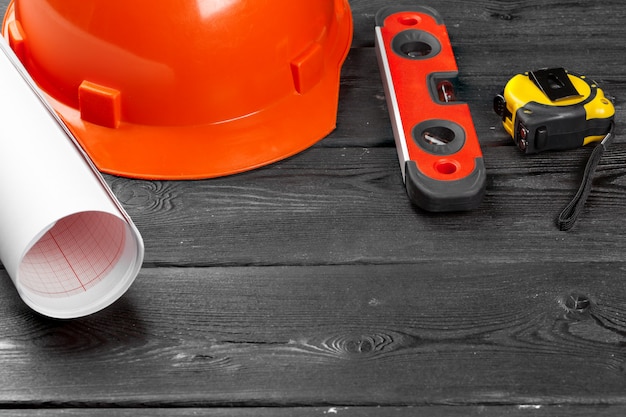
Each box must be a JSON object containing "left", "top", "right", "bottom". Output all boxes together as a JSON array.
[{"left": 557, "top": 121, "right": 616, "bottom": 231}]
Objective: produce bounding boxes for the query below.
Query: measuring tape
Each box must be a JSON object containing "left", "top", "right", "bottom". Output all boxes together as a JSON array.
[
  {"left": 375, "top": 6, "right": 486, "bottom": 212},
  {"left": 494, "top": 68, "right": 615, "bottom": 154},
  {"left": 494, "top": 68, "right": 616, "bottom": 230}
]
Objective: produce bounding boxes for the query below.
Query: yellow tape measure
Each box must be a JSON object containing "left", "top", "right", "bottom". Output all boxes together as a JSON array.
[{"left": 494, "top": 68, "right": 614, "bottom": 153}]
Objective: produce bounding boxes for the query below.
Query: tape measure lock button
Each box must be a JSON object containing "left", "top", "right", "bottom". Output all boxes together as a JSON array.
[{"left": 535, "top": 126, "right": 549, "bottom": 150}]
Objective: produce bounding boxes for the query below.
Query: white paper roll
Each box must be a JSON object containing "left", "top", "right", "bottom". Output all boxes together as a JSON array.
[{"left": 0, "top": 37, "right": 144, "bottom": 318}]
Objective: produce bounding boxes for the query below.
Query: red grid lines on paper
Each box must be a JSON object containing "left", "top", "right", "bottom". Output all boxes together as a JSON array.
[{"left": 19, "top": 212, "right": 126, "bottom": 298}]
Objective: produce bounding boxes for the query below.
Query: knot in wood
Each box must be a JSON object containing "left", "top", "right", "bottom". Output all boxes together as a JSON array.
[
  {"left": 324, "top": 332, "right": 395, "bottom": 360},
  {"left": 564, "top": 293, "right": 591, "bottom": 313}
]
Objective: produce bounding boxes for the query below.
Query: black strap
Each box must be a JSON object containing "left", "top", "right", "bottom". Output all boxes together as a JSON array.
[{"left": 557, "top": 122, "right": 615, "bottom": 231}]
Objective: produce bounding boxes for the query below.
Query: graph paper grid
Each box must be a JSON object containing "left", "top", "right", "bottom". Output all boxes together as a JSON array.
[{"left": 19, "top": 212, "right": 126, "bottom": 298}]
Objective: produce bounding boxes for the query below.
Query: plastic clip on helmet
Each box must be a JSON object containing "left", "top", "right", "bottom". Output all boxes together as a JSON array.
[{"left": 2, "top": 0, "right": 353, "bottom": 179}]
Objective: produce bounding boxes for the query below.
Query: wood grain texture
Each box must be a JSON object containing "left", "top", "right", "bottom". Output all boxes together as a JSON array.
[
  {"left": 1, "top": 263, "right": 626, "bottom": 407},
  {"left": 0, "top": 0, "right": 626, "bottom": 414},
  {"left": 106, "top": 144, "right": 626, "bottom": 267},
  {"left": 5, "top": 406, "right": 626, "bottom": 417}
]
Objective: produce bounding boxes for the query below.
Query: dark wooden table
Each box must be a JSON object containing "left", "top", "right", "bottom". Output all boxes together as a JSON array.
[{"left": 2, "top": 1, "right": 626, "bottom": 416}]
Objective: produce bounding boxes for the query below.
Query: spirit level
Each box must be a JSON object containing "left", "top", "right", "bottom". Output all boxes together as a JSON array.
[{"left": 375, "top": 6, "right": 486, "bottom": 211}]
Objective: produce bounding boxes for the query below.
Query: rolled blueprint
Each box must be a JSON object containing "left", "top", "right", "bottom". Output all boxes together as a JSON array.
[{"left": 0, "top": 37, "right": 144, "bottom": 318}]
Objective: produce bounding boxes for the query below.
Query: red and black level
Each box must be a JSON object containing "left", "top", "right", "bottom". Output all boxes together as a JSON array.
[{"left": 375, "top": 6, "right": 486, "bottom": 212}]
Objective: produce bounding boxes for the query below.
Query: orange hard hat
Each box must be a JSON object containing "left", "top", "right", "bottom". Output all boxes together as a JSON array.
[{"left": 2, "top": 0, "right": 353, "bottom": 179}]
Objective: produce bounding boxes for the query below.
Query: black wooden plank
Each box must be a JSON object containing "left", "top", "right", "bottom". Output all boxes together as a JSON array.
[
  {"left": 104, "top": 143, "right": 626, "bottom": 267},
  {"left": 5, "top": 406, "right": 626, "bottom": 417},
  {"left": 1, "top": 262, "right": 626, "bottom": 407},
  {"left": 348, "top": 0, "right": 626, "bottom": 52}
]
